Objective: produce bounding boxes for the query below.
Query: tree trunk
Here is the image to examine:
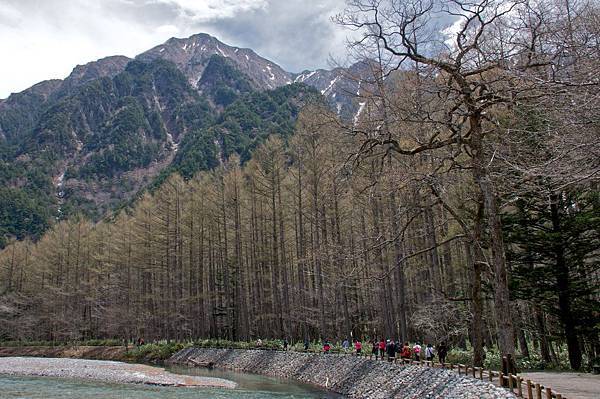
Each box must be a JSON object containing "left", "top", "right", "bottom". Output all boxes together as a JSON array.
[
  {"left": 550, "top": 193, "right": 582, "bottom": 370},
  {"left": 470, "top": 116, "right": 515, "bottom": 362}
]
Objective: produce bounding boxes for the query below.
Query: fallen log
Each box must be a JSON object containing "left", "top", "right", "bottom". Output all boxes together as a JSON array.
[{"left": 187, "top": 358, "right": 214, "bottom": 369}]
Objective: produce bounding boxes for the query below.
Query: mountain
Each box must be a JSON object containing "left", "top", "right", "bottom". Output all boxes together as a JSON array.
[
  {"left": 137, "top": 33, "right": 292, "bottom": 90},
  {"left": 293, "top": 61, "right": 377, "bottom": 122},
  {"left": 0, "top": 56, "right": 132, "bottom": 139},
  {"left": 0, "top": 33, "right": 364, "bottom": 247}
]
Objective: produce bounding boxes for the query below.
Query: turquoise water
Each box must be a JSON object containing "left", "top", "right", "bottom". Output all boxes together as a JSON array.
[{"left": 0, "top": 367, "right": 337, "bottom": 399}]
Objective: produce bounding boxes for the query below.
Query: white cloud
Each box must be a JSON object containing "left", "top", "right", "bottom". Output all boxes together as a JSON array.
[
  {"left": 0, "top": 0, "right": 346, "bottom": 98},
  {"left": 0, "top": 3, "right": 23, "bottom": 26},
  {"left": 157, "top": 0, "right": 268, "bottom": 20},
  {"left": 156, "top": 24, "right": 180, "bottom": 35}
]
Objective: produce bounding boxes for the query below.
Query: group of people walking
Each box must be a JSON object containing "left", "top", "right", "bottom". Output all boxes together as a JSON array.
[
  {"left": 370, "top": 340, "right": 447, "bottom": 363},
  {"left": 321, "top": 338, "right": 448, "bottom": 365}
]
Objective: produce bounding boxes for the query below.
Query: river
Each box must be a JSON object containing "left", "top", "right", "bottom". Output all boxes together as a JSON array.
[{"left": 0, "top": 364, "right": 338, "bottom": 399}]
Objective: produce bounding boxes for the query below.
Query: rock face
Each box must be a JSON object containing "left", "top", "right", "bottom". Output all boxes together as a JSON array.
[
  {"left": 137, "top": 33, "right": 292, "bottom": 90},
  {"left": 58, "top": 55, "right": 132, "bottom": 94},
  {"left": 169, "top": 348, "right": 517, "bottom": 399}
]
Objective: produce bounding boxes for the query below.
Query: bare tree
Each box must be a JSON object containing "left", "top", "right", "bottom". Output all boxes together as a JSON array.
[{"left": 336, "top": 0, "right": 600, "bottom": 363}]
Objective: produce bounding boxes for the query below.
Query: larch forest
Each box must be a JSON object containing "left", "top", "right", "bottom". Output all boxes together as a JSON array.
[{"left": 1, "top": 0, "right": 599, "bottom": 373}]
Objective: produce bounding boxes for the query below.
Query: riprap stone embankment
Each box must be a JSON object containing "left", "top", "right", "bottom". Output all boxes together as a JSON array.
[{"left": 169, "top": 348, "right": 516, "bottom": 398}]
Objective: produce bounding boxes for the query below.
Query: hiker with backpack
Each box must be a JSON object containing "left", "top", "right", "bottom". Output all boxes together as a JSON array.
[
  {"left": 400, "top": 342, "right": 411, "bottom": 360},
  {"left": 413, "top": 342, "right": 422, "bottom": 361},
  {"left": 425, "top": 343, "right": 435, "bottom": 361}
]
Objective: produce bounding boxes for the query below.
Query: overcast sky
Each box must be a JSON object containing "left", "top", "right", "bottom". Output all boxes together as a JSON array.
[{"left": 0, "top": 0, "right": 349, "bottom": 98}]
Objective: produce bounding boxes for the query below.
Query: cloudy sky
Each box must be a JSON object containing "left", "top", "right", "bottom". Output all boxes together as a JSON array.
[{"left": 0, "top": 0, "right": 349, "bottom": 98}]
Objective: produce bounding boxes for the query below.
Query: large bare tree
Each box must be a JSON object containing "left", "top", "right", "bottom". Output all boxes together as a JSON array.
[{"left": 336, "top": 0, "right": 600, "bottom": 363}]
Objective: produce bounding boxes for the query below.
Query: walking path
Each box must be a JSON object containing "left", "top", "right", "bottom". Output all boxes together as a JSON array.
[{"left": 519, "top": 372, "right": 600, "bottom": 399}]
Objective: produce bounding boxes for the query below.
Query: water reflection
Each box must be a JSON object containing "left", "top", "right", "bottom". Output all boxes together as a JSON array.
[{"left": 167, "top": 365, "right": 339, "bottom": 398}]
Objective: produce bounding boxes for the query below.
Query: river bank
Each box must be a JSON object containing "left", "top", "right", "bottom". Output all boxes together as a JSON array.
[
  {"left": 169, "top": 348, "right": 516, "bottom": 398},
  {"left": 0, "top": 345, "right": 519, "bottom": 398},
  {"left": 0, "top": 345, "right": 128, "bottom": 361},
  {"left": 0, "top": 357, "right": 236, "bottom": 388}
]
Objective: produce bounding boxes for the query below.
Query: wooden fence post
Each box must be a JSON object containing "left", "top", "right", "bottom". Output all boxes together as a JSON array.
[
  {"left": 516, "top": 376, "right": 523, "bottom": 397},
  {"left": 545, "top": 388, "right": 552, "bottom": 399},
  {"left": 472, "top": 366, "right": 476, "bottom": 378},
  {"left": 527, "top": 380, "right": 533, "bottom": 399},
  {"left": 479, "top": 367, "right": 483, "bottom": 380},
  {"left": 509, "top": 374, "right": 514, "bottom": 391},
  {"left": 488, "top": 370, "right": 493, "bottom": 382},
  {"left": 556, "top": 394, "right": 562, "bottom": 399},
  {"left": 535, "top": 383, "right": 542, "bottom": 399},
  {"left": 499, "top": 371, "right": 504, "bottom": 388}
]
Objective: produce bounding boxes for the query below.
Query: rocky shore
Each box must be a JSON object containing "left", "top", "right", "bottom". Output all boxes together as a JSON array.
[
  {"left": 0, "top": 357, "right": 236, "bottom": 388},
  {"left": 169, "top": 348, "right": 516, "bottom": 399}
]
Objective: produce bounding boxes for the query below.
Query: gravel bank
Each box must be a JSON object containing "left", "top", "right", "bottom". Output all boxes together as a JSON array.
[
  {"left": 0, "top": 346, "right": 127, "bottom": 360},
  {"left": 170, "top": 348, "right": 516, "bottom": 399},
  {"left": 0, "top": 357, "right": 236, "bottom": 388}
]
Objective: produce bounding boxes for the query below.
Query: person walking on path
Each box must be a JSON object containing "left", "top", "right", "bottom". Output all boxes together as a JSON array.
[
  {"left": 378, "top": 339, "right": 386, "bottom": 360},
  {"left": 283, "top": 339, "right": 289, "bottom": 351},
  {"left": 304, "top": 338, "right": 309, "bottom": 352},
  {"left": 401, "top": 342, "right": 411, "bottom": 360},
  {"left": 425, "top": 343, "right": 435, "bottom": 361},
  {"left": 371, "top": 339, "right": 379, "bottom": 360},
  {"left": 342, "top": 339, "right": 349, "bottom": 352},
  {"left": 354, "top": 339, "right": 362, "bottom": 356},
  {"left": 323, "top": 341, "right": 331, "bottom": 354},
  {"left": 437, "top": 342, "right": 448, "bottom": 365},
  {"left": 413, "top": 342, "right": 422, "bottom": 361},
  {"left": 386, "top": 339, "right": 396, "bottom": 362}
]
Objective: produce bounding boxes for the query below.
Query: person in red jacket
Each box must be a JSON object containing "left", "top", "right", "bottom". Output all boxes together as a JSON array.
[
  {"left": 401, "top": 343, "right": 411, "bottom": 360},
  {"left": 323, "top": 341, "right": 331, "bottom": 354},
  {"left": 354, "top": 339, "right": 362, "bottom": 355},
  {"left": 378, "top": 339, "right": 386, "bottom": 360}
]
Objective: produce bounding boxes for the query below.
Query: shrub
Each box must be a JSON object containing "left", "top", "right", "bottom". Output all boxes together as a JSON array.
[{"left": 126, "top": 342, "right": 191, "bottom": 363}]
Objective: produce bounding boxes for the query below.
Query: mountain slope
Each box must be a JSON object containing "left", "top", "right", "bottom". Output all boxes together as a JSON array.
[
  {"left": 0, "top": 32, "right": 365, "bottom": 247},
  {"left": 293, "top": 60, "right": 376, "bottom": 122}
]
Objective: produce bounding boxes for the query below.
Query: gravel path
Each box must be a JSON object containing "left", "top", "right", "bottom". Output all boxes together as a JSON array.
[
  {"left": 520, "top": 372, "right": 600, "bottom": 399},
  {"left": 0, "top": 357, "right": 237, "bottom": 389}
]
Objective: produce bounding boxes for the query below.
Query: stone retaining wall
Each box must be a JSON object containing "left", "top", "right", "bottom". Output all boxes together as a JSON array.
[{"left": 169, "top": 348, "right": 516, "bottom": 398}]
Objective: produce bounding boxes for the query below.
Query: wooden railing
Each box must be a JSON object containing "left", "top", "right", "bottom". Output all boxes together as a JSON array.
[{"left": 392, "top": 357, "right": 567, "bottom": 399}]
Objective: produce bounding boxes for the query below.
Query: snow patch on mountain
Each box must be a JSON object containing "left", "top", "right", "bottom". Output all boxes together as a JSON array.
[
  {"left": 266, "top": 65, "right": 275, "bottom": 81},
  {"left": 321, "top": 76, "right": 340, "bottom": 95},
  {"left": 354, "top": 101, "right": 366, "bottom": 124}
]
